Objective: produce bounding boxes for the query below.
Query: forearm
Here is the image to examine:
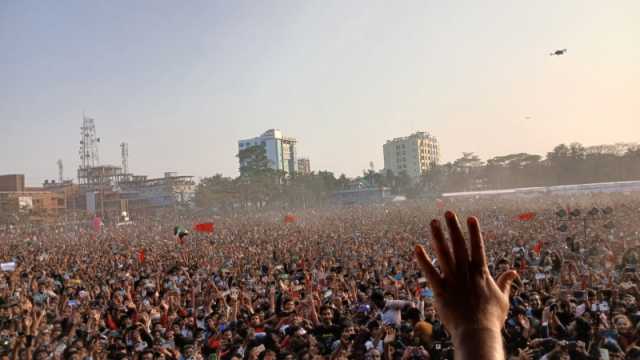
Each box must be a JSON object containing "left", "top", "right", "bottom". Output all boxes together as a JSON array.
[{"left": 452, "top": 328, "right": 504, "bottom": 360}]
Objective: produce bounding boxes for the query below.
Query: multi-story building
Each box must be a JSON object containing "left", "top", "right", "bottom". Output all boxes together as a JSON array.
[
  {"left": 297, "top": 158, "right": 311, "bottom": 175},
  {"left": 383, "top": 131, "right": 440, "bottom": 180},
  {"left": 0, "top": 175, "right": 66, "bottom": 224},
  {"left": 238, "top": 129, "right": 298, "bottom": 175},
  {"left": 0, "top": 174, "right": 25, "bottom": 192}
]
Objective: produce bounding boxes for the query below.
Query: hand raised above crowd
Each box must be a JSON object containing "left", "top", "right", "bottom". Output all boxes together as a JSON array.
[{"left": 416, "top": 211, "right": 519, "bottom": 360}]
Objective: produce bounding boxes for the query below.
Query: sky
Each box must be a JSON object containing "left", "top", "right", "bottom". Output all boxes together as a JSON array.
[{"left": 1, "top": 1, "right": 639, "bottom": 186}]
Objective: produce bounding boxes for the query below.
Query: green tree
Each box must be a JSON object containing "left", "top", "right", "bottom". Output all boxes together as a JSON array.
[
  {"left": 194, "top": 174, "right": 237, "bottom": 211},
  {"left": 236, "top": 145, "right": 284, "bottom": 208},
  {"left": 238, "top": 145, "right": 272, "bottom": 177}
]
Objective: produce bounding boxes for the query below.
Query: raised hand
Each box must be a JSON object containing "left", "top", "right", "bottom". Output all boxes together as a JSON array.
[
  {"left": 383, "top": 327, "right": 396, "bottom": 344},
  {"left": 415, "top": 211, "right": 518, "bottom": 360}
]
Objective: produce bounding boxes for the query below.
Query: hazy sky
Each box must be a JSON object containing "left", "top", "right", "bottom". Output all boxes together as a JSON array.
[{"left": 1, "top": 1, "right": 638, "bottom": 186}]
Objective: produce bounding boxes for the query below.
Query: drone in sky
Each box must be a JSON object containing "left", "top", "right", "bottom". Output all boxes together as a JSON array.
[{"left": 550, "top": 49, "right": 567, "bottom": 56}]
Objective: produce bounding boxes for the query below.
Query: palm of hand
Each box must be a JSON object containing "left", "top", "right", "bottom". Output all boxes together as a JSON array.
[
  {"left": 433, "top": 267, "right": 510, "bottom": 335},
  {"left": 415, "top": 211, "right": 518, "bottom": 337}
]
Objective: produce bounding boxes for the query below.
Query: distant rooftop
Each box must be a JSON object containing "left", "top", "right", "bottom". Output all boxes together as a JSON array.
[{"left": 385, "top": 131, "right": 438, "bottom": 144}]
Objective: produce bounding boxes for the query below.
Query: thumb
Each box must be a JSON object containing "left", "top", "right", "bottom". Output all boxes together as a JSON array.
[{"left": 496, "top": 270, "right": 519, "bottom": 295}]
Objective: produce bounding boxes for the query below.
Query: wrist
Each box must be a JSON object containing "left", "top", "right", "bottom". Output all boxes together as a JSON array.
[{"left": 451, "top": 326, "right": 504, "bottom": 359}]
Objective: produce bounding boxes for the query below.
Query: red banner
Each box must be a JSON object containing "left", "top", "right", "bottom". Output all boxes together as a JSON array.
[
  {"left": 194, "top": 222, "right": 215, "bottom": 233},
  {"left": 517, "top": 212, "right": 536, "bottom": 221}
]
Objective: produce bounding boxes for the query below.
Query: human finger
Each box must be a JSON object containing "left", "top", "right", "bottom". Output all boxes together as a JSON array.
[
  {"left": 496, "top": 270, "right": 519, "bottom": 296},
  {"left": 444, "top": 211, "right": 469, "bottom": 277},
  {"left": 430, "top": 219, "right": 455, "bottom": 278},
  {"left": 467, "top": 216, "right": 487, "bottom": 271},
  {"left": 415, "top": 245, "right": 443, "bottom": 292}
]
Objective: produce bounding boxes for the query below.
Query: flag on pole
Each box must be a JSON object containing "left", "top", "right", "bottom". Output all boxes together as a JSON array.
[{"left": 137, "top": 249, "right": 145, "bottom": 263}]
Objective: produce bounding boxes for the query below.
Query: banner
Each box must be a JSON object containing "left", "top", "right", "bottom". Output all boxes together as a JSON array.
[
  {"left": 517, "top": 212, "right": 536, "bottom": 221},
  {"left": 194, "top": 222, "right": 215, "bottom": 233}
]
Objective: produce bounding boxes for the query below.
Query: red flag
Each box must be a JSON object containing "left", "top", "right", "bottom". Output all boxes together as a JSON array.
[
  {"left": 92, "top": 217, "right": 102, "bottom": 232},
  {"left": 517, "top": 212, "right": 536, "bottom": 221},
  {"left": 284, "top": 214, "right": 296, "bottom": 224},
  {"left": 137, "top": 249, "right": 145, "bottom": 263},
  {"left": 194, "top": 222, "right": 215, "bottom": 233},
  {"left": 533, "top": 241, "right": 543, "bottom": 255}
]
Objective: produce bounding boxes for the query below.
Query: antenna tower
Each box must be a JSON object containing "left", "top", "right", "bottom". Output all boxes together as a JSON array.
[
  {"left": 57, "top": 159, "right": 63, "bottom": 183},
  {"left": 79, "top": 116, "right": 100, "bottom": 169},
  {"left": 120, "top": 142, "right": 129, "bottom": 175}
]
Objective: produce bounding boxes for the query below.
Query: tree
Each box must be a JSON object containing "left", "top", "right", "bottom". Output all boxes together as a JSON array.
[
  {"left": 194, "top": 174, "right": 237, "bottom": 211},
  {"left": 393, "top": 171, "right": 412, "bottom": 195},
  {"left": 336, "top": 174, "right": 350, "bottom": 190},
  {"left": 453, "top": 152, "right": 484, "bottom": 170},
  {"left": 236, "top": 145, "right": 284, "bottom": 208},
  {"left": 238, "top": 145, "right": 272, "bottom": 177}
]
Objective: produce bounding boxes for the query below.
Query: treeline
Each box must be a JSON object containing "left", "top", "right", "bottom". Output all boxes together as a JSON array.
[
  {"left": 421, "top": 143, "right": 640, "bottom": 193},
  {"left": 194, "top": 142, "right": 640, "bottom": 211}
]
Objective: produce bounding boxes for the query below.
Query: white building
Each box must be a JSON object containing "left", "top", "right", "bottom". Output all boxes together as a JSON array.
[
  {"left": 238, "top": 129, "right": 298, "bottom": 175},
  {"left": 383, "top": 131, "right": 440, "bottom": 180}
]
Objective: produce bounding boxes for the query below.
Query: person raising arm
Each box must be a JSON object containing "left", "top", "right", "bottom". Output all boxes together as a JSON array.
[{"left": 415, "top": 211, "right": 519, "bottom": 360}]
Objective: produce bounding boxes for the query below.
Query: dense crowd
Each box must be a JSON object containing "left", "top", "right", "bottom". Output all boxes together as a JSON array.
[{"left": 1, "top": 192, "right": 640, "bottom": 360}]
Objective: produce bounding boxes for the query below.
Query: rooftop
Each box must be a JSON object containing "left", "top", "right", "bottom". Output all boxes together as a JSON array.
[{"left": 385, "top": 131, "right": 438, "bottom": 144}]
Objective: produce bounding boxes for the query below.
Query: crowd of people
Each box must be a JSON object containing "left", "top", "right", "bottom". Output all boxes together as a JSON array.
[{"left": 1, "top": 192, "right": 640, "bottom": 360}]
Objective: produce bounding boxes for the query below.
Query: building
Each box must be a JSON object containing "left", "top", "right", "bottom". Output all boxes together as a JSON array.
[
  {"left": 383, "top": 131, "right": 440, "bottom": 180},
  {"left": 119, "top": 172, "right": 195, "bottom": 209},
  {"left": 238, "top": 129, "right": 298, "bottom": 175},
  {"left": 0, "top": 175, "right": 66, "bottom": 224},
  {"left": 0, "top": 174, "right": 25, "bottom": 192},
  {"left": 43, "top": 179, "right": 81, "bottom": 210},
  {"left": 297, "top": 158, "right": 311, "bottom": 175}
]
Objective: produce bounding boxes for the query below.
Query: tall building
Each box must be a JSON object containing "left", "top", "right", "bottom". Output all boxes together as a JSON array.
[
  {"left": 297, "top": 158, "right": 311, "bottom": 175},
  {"left": 0, "top": 174, "right": 25, "bottom": 192},
  {"left": 383, "top": 131, "right": 440, "bottom": 180},
  {"left": 238, "top": 129, "right": 298, "bottom": 175}
]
